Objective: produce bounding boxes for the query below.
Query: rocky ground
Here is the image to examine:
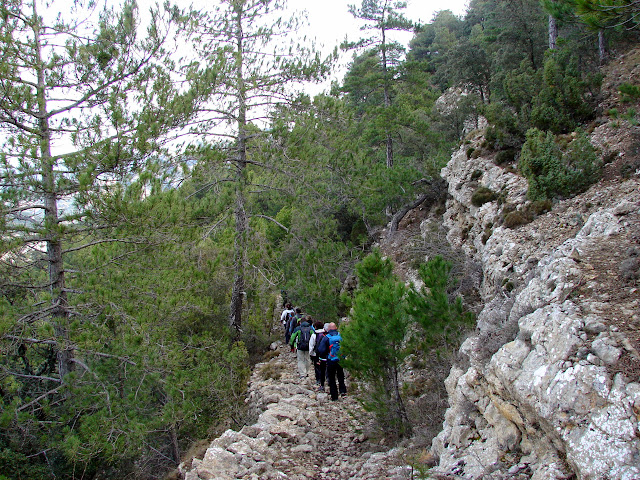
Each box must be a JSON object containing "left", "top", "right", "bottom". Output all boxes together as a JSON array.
[{"left": 180, "top": 343, "right": 419, "bottom": 480}]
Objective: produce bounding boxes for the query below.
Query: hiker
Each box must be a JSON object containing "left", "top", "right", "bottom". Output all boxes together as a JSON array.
[
  {"left": 286, "top": 307, "right": 302, "bottom": 351},
  {"left": 281, "top": 302, "right": 294, "bottom": 344},
  {"left": 325, "top": 322, "right": 347, "bottom": 401},
  {"left": 289, "top": 315, "right": 315, "bottom": 379},
  {"left": 309, "top": 321, "right": 329, "bottom": 391}
]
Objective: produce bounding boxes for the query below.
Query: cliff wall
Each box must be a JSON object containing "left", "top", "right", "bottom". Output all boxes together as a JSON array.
[{"left": 430, "top": 130, "right": 640, "bottom": 479}]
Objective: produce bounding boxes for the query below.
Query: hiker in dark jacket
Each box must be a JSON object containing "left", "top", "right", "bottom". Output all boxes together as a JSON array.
[
  {"left": 309, "top": 321, "right": 329, "bottom": 391},
  {"left": 325, "top": 322, "right": 347, "bottom": 401},
  {"left": 287, "top": 307, "right": 302, "bottom": 352},
  {"left": 289, "top": 315, "right": 315, "bottom": 379}
]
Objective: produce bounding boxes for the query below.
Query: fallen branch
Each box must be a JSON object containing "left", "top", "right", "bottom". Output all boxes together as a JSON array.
[{"left": 388, "top": 178, "right": 447, "bottom": 235}]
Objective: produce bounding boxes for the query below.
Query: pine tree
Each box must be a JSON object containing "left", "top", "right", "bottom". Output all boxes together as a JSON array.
[
  {"left": 342, "top": 251, "right": 412, "bottom": 438},
  {"left": 192, "top": 0, "right": 332, "bottom": 337},
  {"left": 406, "top": 256, "right": 474, "bottom": 350},
  {"left": 343, "top": 0, "right": 416, "bottom": 169},
  {"left": 0, "top": 1, "right": 207, "bottom": 475}
]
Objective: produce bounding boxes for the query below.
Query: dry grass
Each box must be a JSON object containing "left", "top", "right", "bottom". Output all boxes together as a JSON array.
[
  {"left": 258, "top": 362, "right": 286, "bottom": 381},
  {"left": 263, "top": 349, "right": 281, "bottom": 361}
]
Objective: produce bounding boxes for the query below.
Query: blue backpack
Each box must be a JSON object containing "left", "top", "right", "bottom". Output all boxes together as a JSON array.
[{"left": 327, "top": 331, "right": 342, "bottom": 362}]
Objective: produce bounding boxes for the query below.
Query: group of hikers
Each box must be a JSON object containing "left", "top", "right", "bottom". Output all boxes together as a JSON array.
[{"left": 279, "top": 303, "right": 347, "bottom": 401}]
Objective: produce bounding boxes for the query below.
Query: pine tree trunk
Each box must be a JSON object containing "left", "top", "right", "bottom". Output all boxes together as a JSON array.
[
  {"left": 34, "top": 3, "right": 73, "bottom": 380},
  {"left": 381, "top": 26, "right": 393, "bottom": 170},
  {"left": 170, "top": 425, "right": 180, "bottom": 463},
  {"left": 230, "top": 188, "right": 247, "bottom": 338},
  {"left": 548, "top": 15, "right": 557, "bottom": 50},
  {"left": 392, "top": 363, "right": 411, "bottom": 436},
  {"left": 598, "top": 29, "right": 608, "bottom": 65},
  {"left": 229, "top": 3, "right": 248, "bottom": 339}
]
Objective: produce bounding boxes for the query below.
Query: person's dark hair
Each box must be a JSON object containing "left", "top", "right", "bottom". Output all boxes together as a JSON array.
[
  {"left": 314, "top": 321, "right": 323, "bottom": 330},
  {"left": 295, "top": 307, "right": 302, "bottom": 314},
  {"left": 286, "top": 302, "right": 292, "bottom": 309}
]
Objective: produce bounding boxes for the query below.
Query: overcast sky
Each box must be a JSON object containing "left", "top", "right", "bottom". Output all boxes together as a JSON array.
[
  {"left": 292, "top": 0, "right": 469, "bottom": 54},
  {"left": 285, "top": 0, "right": 469, "bottom": 92},
  {"left": 45, "top": 0, "right": 469, "bottom": 94}
]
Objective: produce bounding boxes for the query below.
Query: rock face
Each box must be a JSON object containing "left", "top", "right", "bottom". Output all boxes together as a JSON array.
[
  {"left": 431, "top": 137, "right": 640, "bottom": 479},
  {"left": 180, "top": 345, "right": 413, "bottom": 480}
]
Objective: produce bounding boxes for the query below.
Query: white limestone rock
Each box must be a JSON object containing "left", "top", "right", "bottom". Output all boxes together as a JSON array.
[
  {"left": 199, "top": 446, "right": 238, "bottom": 479},
  {"left": 591, "top": 333, "right": 622, "bottom": 365},
  {"left": 432, "top": 138, "right": 640, "bottom": 479}
]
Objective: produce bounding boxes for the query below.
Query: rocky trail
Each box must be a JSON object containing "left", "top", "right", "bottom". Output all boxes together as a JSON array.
[{"left": 180, "top": 343, "right": 416, "bottom": 480}]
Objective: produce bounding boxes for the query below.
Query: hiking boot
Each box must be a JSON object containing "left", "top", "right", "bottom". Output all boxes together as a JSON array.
[{"left": 340, "top": 392, "right": 347, "bottom": 397}]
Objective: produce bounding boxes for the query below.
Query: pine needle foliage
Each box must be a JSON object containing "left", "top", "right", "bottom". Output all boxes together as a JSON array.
[
  {"left": 342, "top": 250, "right": 412, "bottom": 438},
  {"left": 518, "top": 128, "right": 601, "bottom": 200},
  {"left": 405, "top": 256, "right": 475, "bottom": 350},
  {"left": 343, "top": 252, "right": 475, "bottom": 439}
]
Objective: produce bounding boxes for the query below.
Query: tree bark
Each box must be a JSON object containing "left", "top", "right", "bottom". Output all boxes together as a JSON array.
[
  {"left": 598, "top": 29, "right": 608, "bottom": 65},
  {"left": 548, "top": 15, "right": 558, "bottom": 50},
  {"left": 388, "top": 193, "right": 429, "bottom": 234},
  {"left": 392, "top": 363, "right": 411, "bottom": 436},
  {"left": 230, "top": 188, "right": 247, "bottom": 338},
  {"left": 381, "top": 23, "right": 393, "bottom": 170}
]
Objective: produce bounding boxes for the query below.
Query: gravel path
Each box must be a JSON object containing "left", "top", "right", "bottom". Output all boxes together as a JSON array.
[{"left": 181, "top": 343, "right": 415, "bottom": 480}]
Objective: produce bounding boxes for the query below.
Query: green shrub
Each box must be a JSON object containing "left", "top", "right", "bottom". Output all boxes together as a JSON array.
[
  {"left": 406, "top": 256, "right": 475, "bottom": 348},
  {"left": 471, "top": 169, "right": 483, "bottom": 180},
  {"left": 529, "top": 50, "right": 599, "bottom": 133},
  {"left": 625, "top": 108, "right": 638, "bottom": 126},
  {"left": 518, "top": 128, "right": 601, "bottom": 201},
  {"left": 495, "top": 149, "right": 516, "bottom": 165},
  {"left": 500, "top": 49, "right": 600, "bottom": 136},
  {"left": 350, "top": 218, "right": 368, "bottom": 245},
  {"left": 483, "top": 106, "right": 525, "bottom": 149},
  {"left": 471, "top": 186, "right": 497, "bottom": 206},
  {"left": 619, "top": 83, "right": 640, "bottom": 102},
  {"left": 343, "top": 255, "right": 412, "bottom": 439}
]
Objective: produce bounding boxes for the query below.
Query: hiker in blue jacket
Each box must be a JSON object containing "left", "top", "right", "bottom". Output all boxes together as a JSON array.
[
  {"left": 325, "top": 322, "right": 347, "bottom": 400},
  {"left": 289, "top": 315, "right": 315, "bottom": 379}
]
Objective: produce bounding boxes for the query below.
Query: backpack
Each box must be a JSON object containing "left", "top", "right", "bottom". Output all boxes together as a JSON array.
[
  {"left": 327, "top": 331, "right": 342, "bottom": 362},
  {"left": 297, "top": 324, "right": 312, "bottom": 351},
  {"left": 314, "top": 333, "right": 329, "bottom": 358}
]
